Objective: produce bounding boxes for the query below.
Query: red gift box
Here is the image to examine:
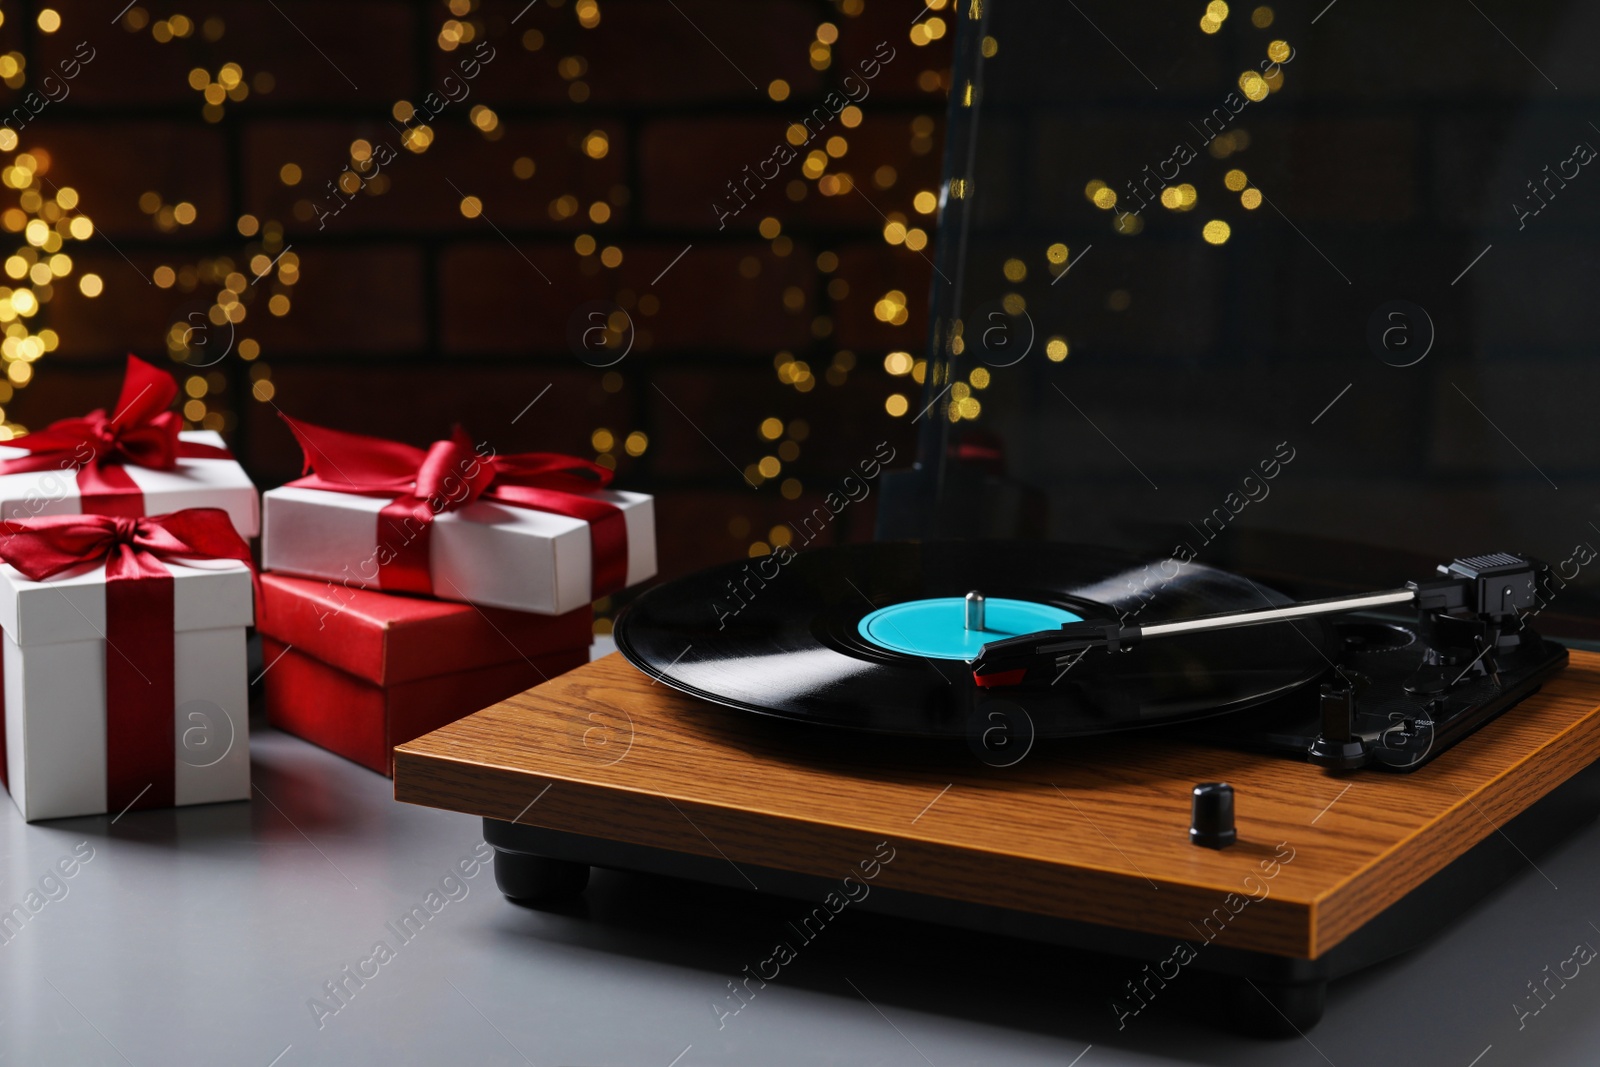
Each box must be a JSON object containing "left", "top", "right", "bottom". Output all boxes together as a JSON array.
[
  {"left": 257, "top": 574, "right": 591, "bottom": 774},
  {"left": 261, "top": 640, "right": 587, "bottom": 776}
]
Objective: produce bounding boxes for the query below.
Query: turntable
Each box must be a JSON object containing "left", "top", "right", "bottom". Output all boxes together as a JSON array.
[{"left": 393, "top": 543, "right": 1600, "bottom": 1034}]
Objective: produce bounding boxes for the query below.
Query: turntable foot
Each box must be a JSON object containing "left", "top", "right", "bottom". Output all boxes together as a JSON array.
[
  {"left": 492, "top": 848, "right": 591, "bottom": 904},
  {"left": 1219, "top": 976, "right": 1326, "bottom": 1037}
]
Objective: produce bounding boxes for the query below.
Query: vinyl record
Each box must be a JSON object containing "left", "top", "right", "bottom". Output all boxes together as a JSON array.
[{"left": 614, "top": 542, "right": 1337, "bottom": 739}]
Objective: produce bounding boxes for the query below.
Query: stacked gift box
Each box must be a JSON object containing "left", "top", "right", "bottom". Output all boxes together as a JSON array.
[
  {"left": 0, "top": 357, "right": 261, "bottom": 821},
  {"left": 257, "top": 412, "right": 653, "bottom": 777},
  {"left": 256, "top": 576, "right": 593, "bottom": 775},
  {"left": 0, "top": 355, "right": 654, "bottom": 821}
]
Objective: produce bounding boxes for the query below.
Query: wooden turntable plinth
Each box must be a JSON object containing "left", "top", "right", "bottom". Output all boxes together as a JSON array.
[{"left": 394, "top": 650, "right": 1600, "bottom": 1030}]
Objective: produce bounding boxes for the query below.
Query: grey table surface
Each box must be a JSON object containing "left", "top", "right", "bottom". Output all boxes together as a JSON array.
[{"left": 4, "top": 637, "right": 1600, "bottom": 1067}]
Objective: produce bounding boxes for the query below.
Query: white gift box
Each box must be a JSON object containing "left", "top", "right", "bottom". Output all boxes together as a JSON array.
[
  {"left": 0, "top": 558, "right": 253, "bottom": 822},
  {"left": 261, "top": 485, "right": 656, "bottom": 615},
  {"left": 0, "top": 430, "right": 260, "bottom": 538}
]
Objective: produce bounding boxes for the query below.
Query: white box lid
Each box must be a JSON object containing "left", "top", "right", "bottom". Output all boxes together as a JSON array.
[{"left": 0, "top": 557, "right": 254, "bottom": 646}]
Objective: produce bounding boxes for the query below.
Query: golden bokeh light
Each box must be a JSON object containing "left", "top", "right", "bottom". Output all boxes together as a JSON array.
[
  {"left": 873, "top": 290, "right": 910, "bottom": 325},
  {"left": 0, "top": 0, "right": 957, "bottom": 453}
]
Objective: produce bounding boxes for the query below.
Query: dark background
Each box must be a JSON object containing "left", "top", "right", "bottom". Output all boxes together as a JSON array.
[
  {"left": 1, "top": 0, "right": 951, "bottom": 630},
  {"left": 13, "top": 0, "right": 1599, "bottom": 635},
  {"left": 906, "top": 0, "right": 1600, "bottom": 634}
]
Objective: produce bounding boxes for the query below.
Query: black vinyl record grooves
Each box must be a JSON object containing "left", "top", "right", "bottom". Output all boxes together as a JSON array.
[{"left": 614, "top": 542, "right": 1338, "bottom": 739}]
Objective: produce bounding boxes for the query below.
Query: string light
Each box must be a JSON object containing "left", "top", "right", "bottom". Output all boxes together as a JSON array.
[{"left": 19, "top": 1, "right": 958, "bottom": 555}]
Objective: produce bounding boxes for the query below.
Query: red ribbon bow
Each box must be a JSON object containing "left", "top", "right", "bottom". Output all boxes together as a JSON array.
[
  {"left": 0, "top": 354, "right": 232, "bottom": 516},
  {"left": 0, "top": 508, "right": 255, "bottom": 814},
  {"left": 281, "top": 415, "right": 628, "bottom": 598},
  {"left": 0, "top": 508, "right": 255, "bottom": 584}
]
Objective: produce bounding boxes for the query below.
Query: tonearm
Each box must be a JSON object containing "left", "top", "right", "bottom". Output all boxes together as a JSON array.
[{"left": 971, "top": 553, "right": 1543, "bottom": 688}]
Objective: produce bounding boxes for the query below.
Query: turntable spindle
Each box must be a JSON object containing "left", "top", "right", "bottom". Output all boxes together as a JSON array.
[{"left": 965, "top": 591, "right": 985, "bottom": 631}]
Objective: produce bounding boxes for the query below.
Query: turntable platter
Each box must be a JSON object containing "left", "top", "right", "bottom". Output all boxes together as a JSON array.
[{"left": 614, "top": 542, "right": 1336, "bottom": 738}]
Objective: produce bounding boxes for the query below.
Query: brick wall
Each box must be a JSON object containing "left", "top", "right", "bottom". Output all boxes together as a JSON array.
[{"left": 6, "top": 0, "right": 951, "bottom": 588}]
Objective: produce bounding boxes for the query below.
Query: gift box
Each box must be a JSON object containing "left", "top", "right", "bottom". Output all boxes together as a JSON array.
[
  {"left": 262, "top": 416, "right": 654, "bottom": 614},
  {"left": 257, "top": 573, "right": 592, "bottom": 774},
  {"left": 0, "top": 510, "right": 255, "bottom": 822},
  {"left": 262, "top": 642, "right": 588, "bottom": 777},
  {"left": 0, "top": 355, "right": 258, "bottom": 538}
]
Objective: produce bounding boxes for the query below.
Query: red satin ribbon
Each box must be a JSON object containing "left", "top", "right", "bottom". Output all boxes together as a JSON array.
[
  {"left": 280, "top": 415, "right": 628, "bottom": 599},
  {"left": 0, "top": 354, "right": 232, "bottom": 516},
  {"left": 0, "top": 509, "right": 254, "bottom": 813}
]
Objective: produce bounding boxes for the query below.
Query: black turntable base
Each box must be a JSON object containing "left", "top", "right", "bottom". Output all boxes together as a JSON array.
[{"left": 394, "top": 544, "right": 1600, "bottom": 1035}]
